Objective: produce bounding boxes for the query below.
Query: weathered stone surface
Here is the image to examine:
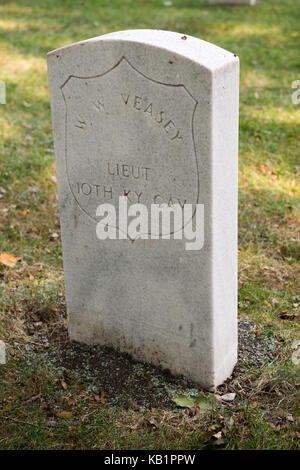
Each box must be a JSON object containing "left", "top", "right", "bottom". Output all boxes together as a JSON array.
[
  {"left": 0, "top": 340, "right": 6, "bottom": 365},
  {"left": 47, "top": 30, "right": 239, "bottom": 387}
]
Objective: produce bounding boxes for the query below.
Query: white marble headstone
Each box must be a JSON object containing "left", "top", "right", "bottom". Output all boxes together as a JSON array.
[
  {"left": 47, "top": 30, "right": 239, "bottom": 387},
  {"left": 209, "top": 0, "right": 256, "bottom": 5},
  {"left": 0, "top": 340, "right": 6, "bottom": 365}
]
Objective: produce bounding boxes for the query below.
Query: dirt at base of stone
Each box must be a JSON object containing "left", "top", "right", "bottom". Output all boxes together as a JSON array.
[{"left": 44, "top": 317, "right": 278, "bottom": 410}]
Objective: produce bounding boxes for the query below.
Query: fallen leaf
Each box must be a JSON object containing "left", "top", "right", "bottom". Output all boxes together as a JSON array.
[
  {"left": 100, "top": 390, "right": 105, "bottom": 405},
  {"left": 147, "top": 418, "right": 159, "bottom": 428},
  {"left": 130, "top": 417, "right": 144, "bottom": 430},
  {"left": 221, "top": 393, "right": 236, "bottom": 402},
  {"left": 56, "top": 411, "right": 72, "bottom": 419},
  {"left": 172, "top": 394, "right": 210, "bottom": 410},
  {"left": 287, "top": 415, "right": 294, "bottom": 422},
  {"left": 64, "top": 371, "right": 76, "bottom": 384},
  {"left": 213, "top": 431, "right": 222, "bottom": 439},
  {"left": 194, "top": 395, "right": 210, "bottom": 410},
  {"left": 60, "top": 380, "right": 68, "bottom": 391},
  {"left": 260, "top": 165, "right": 267, "bottom": 174},
  {"left": 279, "top": 312, "right": 298, "bottom": 320},
  {"left": 172, "top": 394, "right": 196, "bottom": 409},
  {"left": 65, "top": 397, "right": 77, "bottom": 405},
  {"left": 74, "top": 381, "right": 84, "bottom": 392},
  {"left": 227, "top": 416, "right": 234, "bottom": 430},
  {"left": 208, "top": 424, "right": 219, "bottom": 432},
  {"left": 0, "top": 253, "right": 21, "bottom": 268}
]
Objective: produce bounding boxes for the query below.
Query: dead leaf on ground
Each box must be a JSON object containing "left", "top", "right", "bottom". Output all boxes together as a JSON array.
[
  {"left": 221, "top": 393, "right": 236, "bottom": 402},
  {"left": 64, "top": 371, "right": 76, "bottom": 384},
  {"left": 65, "top": 397, "right": 77, "bottom": 406},
  {"left": 56, "top": 411, "right": 72, "bottom": 419},
  {"left": 0, "top": 253, "right": 21, "bottom": 268},
  {"left": 279, "top": 312, "right": 298, "bottom": 320},
  {"left": 208, "top": 424, "right": 219, "bottom": 432},
  {"left": 147, "top": 418, "right": 159, "bottom": 428},
  {"left": 130, "top": 417, "right": 144, "bottom": 431},
  {"left": 100, "top": 390, "right": 105, "bottom": 405},
  {"left": 227, "top": 416, "right": 234, "bottom": 430},
  {"left": 50, "top": 232, "right": 59, "bottom": 240},
  {"left": 74, "top": 381, "right": 84, "bottom": 392},
  {"left": 60, "top": 380, "right": 68, "bottom": 390}
]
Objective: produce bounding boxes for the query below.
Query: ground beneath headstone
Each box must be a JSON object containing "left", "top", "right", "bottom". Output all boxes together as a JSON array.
[{"left": 44, "top": 318, "right": 277, "bottom": 409}]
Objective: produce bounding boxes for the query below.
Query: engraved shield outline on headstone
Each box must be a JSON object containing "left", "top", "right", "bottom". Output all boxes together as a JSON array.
[{"left": 60, "top": 56, "right": 200, "bottom": 238}]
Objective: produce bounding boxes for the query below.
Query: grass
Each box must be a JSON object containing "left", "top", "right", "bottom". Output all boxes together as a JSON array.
[{"left": 0, "top": 0, "right": 299, "bottom": 450}]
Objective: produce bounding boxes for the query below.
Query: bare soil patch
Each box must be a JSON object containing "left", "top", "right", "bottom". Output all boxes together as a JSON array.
[{"left": 40, "top": 317, "right": 278, "bottom": 409}]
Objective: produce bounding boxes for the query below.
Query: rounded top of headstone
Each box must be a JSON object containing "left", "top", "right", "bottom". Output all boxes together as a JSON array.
[{"left": 47, "top": 29, "right": 238, "bottom": 72}]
